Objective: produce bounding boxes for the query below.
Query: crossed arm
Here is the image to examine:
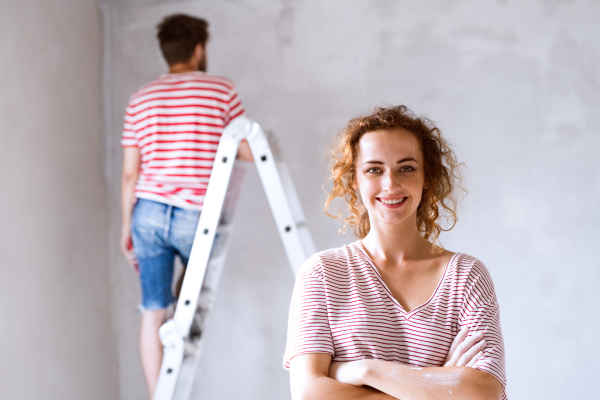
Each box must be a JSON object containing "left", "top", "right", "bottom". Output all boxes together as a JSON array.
[{"left": 290, "top": 328, "right": 503, "bottom": 400}]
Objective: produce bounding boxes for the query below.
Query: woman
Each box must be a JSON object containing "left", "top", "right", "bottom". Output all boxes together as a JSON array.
[{"left": 284, "top": 106, "right": 506, "bottom": 399}]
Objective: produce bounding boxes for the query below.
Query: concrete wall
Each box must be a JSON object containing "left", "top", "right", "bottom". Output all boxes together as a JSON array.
[
  {"left": 102, "top": 1, "right": 600, "bottom": 399},
  {"left": 0, "top": 0, "right": 117, "bottom": 399}
]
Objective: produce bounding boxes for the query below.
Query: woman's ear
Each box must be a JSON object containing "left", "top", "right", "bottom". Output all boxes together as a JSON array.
[{"left": 351, "top": 168, "right": 359, "bottom": 190}]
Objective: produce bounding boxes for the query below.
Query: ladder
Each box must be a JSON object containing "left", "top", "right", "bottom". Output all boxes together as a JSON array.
[{"left": 153, "top": 117, "right": 316, "bottom": 400}]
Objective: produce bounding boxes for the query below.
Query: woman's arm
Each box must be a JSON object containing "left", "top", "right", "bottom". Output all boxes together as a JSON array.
[
  {"left": 334, "top": 359, "right": 502, "bottom": 400},
  {"left": 290, "top": 353, "right": 396, "bottom": 400},
  {"left": 329, "top": 327, "right": 500, "bottom": 400}
]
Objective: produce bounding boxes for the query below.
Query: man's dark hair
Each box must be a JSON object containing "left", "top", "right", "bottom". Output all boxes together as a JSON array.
[{"left": 157, "top": 14, "right": 210, "bottom": 66}]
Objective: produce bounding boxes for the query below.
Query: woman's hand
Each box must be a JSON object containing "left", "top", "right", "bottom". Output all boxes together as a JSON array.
[
  {"left": 328, "top": 328, "right": 487, "bottom": 391},
  {"left": 444, "top": 326, "right": 486, "bottom": 367},
  {"left": 329, "top": 360, "right": 368, "bottom": 386}
]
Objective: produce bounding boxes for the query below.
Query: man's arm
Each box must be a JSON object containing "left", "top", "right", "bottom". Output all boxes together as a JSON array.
[
  {"left": 236, "top": 139, "right": 254, "bottom": 162},
  {"left": 290, "top": 353, "right": 395, "bottom": 400},
  {"left": 120, "top": 146, "right": 141, "bottom": 268},
  {"left": 333, "top": 359, "right": 503, "bottom": 400}
]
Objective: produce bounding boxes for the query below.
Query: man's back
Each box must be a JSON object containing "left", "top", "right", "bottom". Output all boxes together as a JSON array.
[
  {"left": 121, "top": 71, "right": 245, "bottom": 210},
  {"left": 119, "top": 14, "right": 253, "bottom": 398}
]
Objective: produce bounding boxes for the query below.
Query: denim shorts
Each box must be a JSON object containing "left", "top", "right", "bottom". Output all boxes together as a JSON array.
[{"left": 131, "top": 199, "right": 200, "bottom": 310}]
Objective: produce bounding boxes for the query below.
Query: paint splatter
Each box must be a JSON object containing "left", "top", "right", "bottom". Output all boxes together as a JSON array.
[
  {"left": 449, "top": 389, "right": 453, "bottom": 394},
  {"left": 387, "top": 367, "right": 462, "bottom": 388}
]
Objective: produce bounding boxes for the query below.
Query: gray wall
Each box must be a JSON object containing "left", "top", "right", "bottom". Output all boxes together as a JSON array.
[
  {"left": 0, "top": 0, "right": 117, "bottom": 399},
  {"left": 100, "top": 0, "right": 600, "bottom": 399}
]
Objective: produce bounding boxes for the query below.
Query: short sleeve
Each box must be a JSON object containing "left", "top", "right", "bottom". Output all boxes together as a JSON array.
[
  {"left": 459, "top": 258, "right": 508, "bottom": 399},
  {"left": 283, "top": 257, "right": 334, "bottom": 369},
  {"left": 224, "top": 85, "right": 245, "bottom": 125},
  {"left": 121, "top": 101, "right": 138, "bottom": 147}
]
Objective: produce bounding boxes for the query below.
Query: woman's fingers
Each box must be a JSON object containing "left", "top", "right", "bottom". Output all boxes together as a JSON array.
[
  {"left": 466, "top": 351, "right": 484, "bottom": 368},
  {"left": 329, "top": 361, "right": 365, "bottom": 386},
  {"left": 445, "top": 330, "right": 485, "bottom": 367},
  {"left": 457, "top": 339, "right": 487, "bottom": 366},
  {"left": 445, "top": 327, "right": 469, "bottom": 364}
]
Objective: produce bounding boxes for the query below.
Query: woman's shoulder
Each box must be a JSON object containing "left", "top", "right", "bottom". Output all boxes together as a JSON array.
[
  {"left": 447, "top": 252, "right": 498, "bottom": 301},
  {"left": 298, "top": 241, "right": 364, "bottom": 279},
  {"left": 450, "top": 253, "right": 493, "bottom": 279}
]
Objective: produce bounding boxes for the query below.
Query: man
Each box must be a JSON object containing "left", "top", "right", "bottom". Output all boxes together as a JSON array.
[{"left": 120, "top": 14, "right": 252, "bottom": 398}]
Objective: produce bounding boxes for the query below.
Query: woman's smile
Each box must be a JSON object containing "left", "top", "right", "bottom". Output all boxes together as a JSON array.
[{"left": 376, "top": 196, "right": 408, "bottom": 207}]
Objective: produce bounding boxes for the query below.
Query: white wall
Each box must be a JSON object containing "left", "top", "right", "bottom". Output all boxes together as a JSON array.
[
  {"left": 0, "top": 0, "right": 117, "bottom": 399},
  {"left": 102, "top": 1, "right": 600, "bottom": 399}
]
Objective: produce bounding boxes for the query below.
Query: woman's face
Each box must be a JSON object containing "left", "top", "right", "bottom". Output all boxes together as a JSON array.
[{"left": 354, "top": 129, "right": 426, "bottom": 230}]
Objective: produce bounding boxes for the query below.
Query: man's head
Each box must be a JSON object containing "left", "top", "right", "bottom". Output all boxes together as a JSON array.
[{"left": 157, "top": 14, "right": 210, "bottom": 71}]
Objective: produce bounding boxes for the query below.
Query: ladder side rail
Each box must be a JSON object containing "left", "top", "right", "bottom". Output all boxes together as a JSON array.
[
  {"left": 172, "top": 134, "right": 239, "bottom": 332},
  {"left": 177, "top": 229, "right": 235, "bottom": 400},
  {"left": 153, "top": 121, "right": 247, "bottom": 400},
  {"left": 276, "top": 162, "right": 307, "bottom": 225},
  {"left": 154, "top": 332, "right": 184, "bottom": 400},
  {"left": 154, "top": 116, "right": 317, "bottom": 399},
  {"left": 276, "top": 162, "right": 317, "bottom": 260},
  {"left": 248, "top": 123, "right": 311, "bottom": 274}
]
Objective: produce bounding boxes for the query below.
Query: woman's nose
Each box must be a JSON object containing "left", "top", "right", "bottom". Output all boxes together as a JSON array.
[{"left": 382, "top": 171, "right": 399, "bottom": 190}]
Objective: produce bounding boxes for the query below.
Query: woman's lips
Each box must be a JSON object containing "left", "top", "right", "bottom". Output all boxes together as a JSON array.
[{"left": 377, "top": 197, "right": 407, "bottom": 208}]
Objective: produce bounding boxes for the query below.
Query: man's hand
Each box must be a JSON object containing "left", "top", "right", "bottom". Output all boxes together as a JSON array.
[
  {"left": 120, "top": 229, "right": 138, "bottom": 272},
  {"left": 121, "top": 146, "right": 141, "bottom": 272},
  {"left": 236, "top": 139, "right": 254, "bottom": 162},
  {"left": 444, "top": 327, "right": 486, "bottom": 367}
]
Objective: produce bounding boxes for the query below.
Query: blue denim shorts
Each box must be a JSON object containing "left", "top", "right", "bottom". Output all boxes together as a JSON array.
[{"left": 131, "top": 199, "right": 200, "bottom": 310}]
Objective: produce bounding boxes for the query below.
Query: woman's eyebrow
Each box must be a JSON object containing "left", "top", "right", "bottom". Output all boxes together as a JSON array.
[
  {"left": 397, "top": 157, "right": 418, "bottom": 164},
  {"left": 362, "top": 160, "right": 384, "bottom": 165},
  {"left": 362, "top": 157, "right": 418, "bottom": 166}
]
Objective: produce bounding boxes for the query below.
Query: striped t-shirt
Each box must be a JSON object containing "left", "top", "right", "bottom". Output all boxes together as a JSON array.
[
  {"left": 121, "top": 71, "right": 245, "bottom": 210},
  {"left": 284, "top": 241, "right": 507, "bottom": 399}
]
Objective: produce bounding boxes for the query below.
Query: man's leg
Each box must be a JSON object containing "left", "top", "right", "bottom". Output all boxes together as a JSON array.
[
  {"left": 131, "top": 199, "right": 176, "bottom": 399},
  {"left": 170, "top": 207, "right": 201, "bottom": 299},
  {"left": 140, "top": 308, "right": 168, "bottom": 399}
]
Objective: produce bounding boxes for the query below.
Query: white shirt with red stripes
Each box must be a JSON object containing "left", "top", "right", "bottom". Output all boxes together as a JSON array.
[
  {"left": 284, "top": 241, "right": 508, "bottom": 399},
  {"left": 121, "top": 71, "right": 245, "bottom": 210}
]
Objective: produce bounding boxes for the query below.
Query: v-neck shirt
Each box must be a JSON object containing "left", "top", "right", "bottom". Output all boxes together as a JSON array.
[
  {"left": 356, "top": 240, "right": 452, "bottom": 316},
  {"left": 284, "top": 241, "right": 507, "bottom": 399}
]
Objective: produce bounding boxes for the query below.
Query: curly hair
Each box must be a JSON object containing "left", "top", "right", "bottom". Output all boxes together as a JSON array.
[{"left": 325, "top": 105, "right": 465, "bottom": 243}]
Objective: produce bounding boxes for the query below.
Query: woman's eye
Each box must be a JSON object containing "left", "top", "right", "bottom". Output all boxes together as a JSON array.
[
  {"left": 400, "top": 166, "right": 415, "bottom": 172},
  {"left": 366, "top": 167, "right": 381, "bottom": 174}
]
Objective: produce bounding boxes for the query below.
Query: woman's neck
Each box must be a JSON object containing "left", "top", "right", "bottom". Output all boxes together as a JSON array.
[{"left": 360, "top": 216, "right": 432, "bottom": 264}]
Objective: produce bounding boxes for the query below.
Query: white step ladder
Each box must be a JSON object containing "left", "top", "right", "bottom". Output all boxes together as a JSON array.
[{"left": 153, "top": 117, "right": 316, "bottom": 400}]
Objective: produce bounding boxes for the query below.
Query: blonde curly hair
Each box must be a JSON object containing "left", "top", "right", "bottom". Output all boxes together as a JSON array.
[{"left": 325, "top": 105, "right": 465, "bottom": 243}]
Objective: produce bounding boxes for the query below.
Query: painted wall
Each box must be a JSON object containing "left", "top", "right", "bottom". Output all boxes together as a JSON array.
[
  {"left": 0, "top": 0, "right": 117, "bottom": 399},
  {"left": 102, "top": 0, "right": 600, "bottom": 399}
]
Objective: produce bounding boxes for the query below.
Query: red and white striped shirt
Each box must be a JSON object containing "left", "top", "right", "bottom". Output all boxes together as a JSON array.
[
  {"left": 121, "top": 72, "right": 245, "bottom": 210},
  {"left": 284, "top": 241, "right": 507, "bottom": 399}
]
